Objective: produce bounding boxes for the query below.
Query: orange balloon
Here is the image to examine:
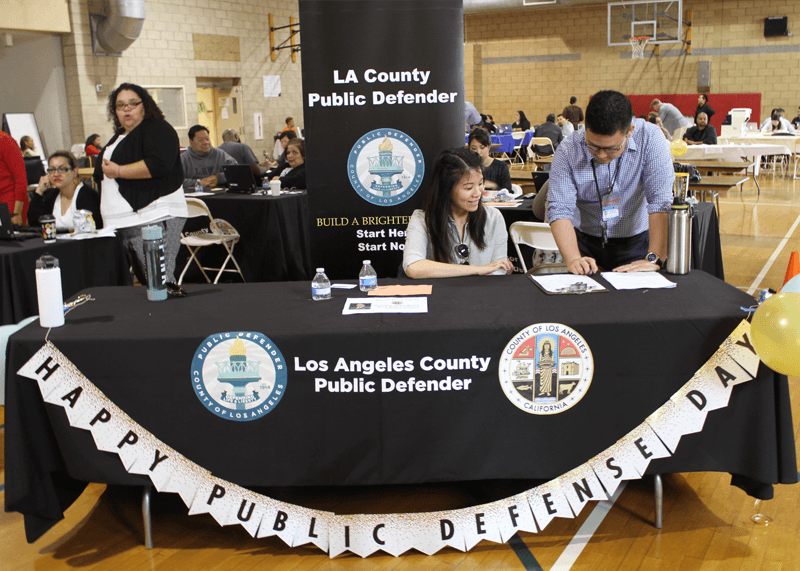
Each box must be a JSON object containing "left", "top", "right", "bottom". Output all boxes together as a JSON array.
[{"left": 750, "top": 292, "right": 800, "bottom": 376}]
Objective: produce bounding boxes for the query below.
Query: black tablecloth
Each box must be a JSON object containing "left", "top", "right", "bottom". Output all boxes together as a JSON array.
[
  {"left": 0, "top": 236, "right": 132, "bottom": 325},
  {"left": 5, "top": 272, "right": 796, "bottom": 541},
  {"left": 196, "top": 191, "right": 312, "bottom": 282},
  {"left": 498, "top": 201, "right": 724, "bottom": 279}
]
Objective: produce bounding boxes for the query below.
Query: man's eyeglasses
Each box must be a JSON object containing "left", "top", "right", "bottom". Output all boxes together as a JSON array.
[
  {"left": 116, "top": 100, "right": 143, "bottom": 111},
  {"left": 455, "top": 243, "right": 470, "bottom": 265},
  {"left": 47, "top": 166, "right": 72, "bottom": 174},
  {"left": 586, "top": 138, "right": 627, "bottom": 154}
]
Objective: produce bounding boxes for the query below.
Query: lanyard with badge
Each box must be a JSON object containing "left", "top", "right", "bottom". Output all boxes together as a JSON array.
[{"left": 590, "top": 154, "right": 623, "bottom": 247}]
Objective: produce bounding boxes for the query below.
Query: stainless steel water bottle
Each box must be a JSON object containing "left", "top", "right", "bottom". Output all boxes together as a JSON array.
[{"left": 666, "top": 202, "right": 691, "bottom": 274}]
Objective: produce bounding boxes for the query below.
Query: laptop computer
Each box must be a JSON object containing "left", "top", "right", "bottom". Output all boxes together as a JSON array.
[
  {"left": 0, "top": 203, "right": 39, "bottom": 241},
  {"left": 499, "top": 124, "right": 513, "bottom": 134},
  {"left": 223, "top": 164, "right": 258, "bottom": 194}
]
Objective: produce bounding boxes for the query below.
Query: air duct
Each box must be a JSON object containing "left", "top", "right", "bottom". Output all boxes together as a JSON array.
[{"left": 91, "top": 0, "right": 145, "bottom": 55}]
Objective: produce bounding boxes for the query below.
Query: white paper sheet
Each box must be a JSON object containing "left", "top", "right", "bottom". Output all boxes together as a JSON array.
[
  {"left": 342, "top": 297, "right": 428, "bottom": 315},
  {"left": 529, "top": 274, "right": 606, "bottom": 294},
  {"left": 57, "top": 228, "right": 117, "bottom": 240},
  {"left": 600, "top": 272, "right": 677, "bottom": 290}
]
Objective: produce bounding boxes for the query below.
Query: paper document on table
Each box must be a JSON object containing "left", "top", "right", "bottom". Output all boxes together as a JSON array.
[
  {"left": 57, "top": 228, "right": 117, "bottom": 240},
  {"left": 185, "top": 191, "right": 215, "bottom": 197},
  {"left": 331, "top": 283, "right": 357, "bottom": 289},
  {"left": 342, "top": 297, "right": 428, "bottom": 315},
  {"left": 601, "top": 272, "right": 677, "bottom": 290},
  {"left": 485, "top": 201, "right": 522, "bottom": 208},
  {"left": 529, "top": 274, "right": 606, "bottom": 294}
]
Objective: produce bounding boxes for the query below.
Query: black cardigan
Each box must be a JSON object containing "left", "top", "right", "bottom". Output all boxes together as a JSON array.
[
  {"left": 27, "top": 184, "right": 104, "bottom": 229},
  {"left": 93, "top": 118, "right": 183, "bottom": 211}
]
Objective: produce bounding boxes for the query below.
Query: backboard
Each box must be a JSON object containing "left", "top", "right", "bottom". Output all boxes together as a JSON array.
[{"left": 608, "top": 0, "right": 682, "bottom": 46}]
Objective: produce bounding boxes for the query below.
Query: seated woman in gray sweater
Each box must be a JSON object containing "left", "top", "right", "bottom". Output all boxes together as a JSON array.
[{"left": 402, "top": 147, "right": 514, "bottom": 278}]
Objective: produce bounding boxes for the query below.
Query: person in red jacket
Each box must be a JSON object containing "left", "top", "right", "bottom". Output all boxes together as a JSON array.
[{"left": 0, "top": 131, "right": 29, "bottom": 224}]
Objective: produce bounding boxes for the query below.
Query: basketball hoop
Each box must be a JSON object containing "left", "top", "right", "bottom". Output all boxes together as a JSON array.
[{"left": 630, "top": 36, "right": 650, "bottom": 59}]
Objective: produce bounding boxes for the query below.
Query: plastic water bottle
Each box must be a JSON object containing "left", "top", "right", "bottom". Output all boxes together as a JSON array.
[
  {"left": 359, "top": 260, "right": 378, "bottom": 291},
  {"left": 195, "top": 180, "right": 203, "bottom": 193},
  {"left": 35, "top": 254, "right": 65, "bottom": 327},
  {"left": 312, "top": 268, "right": 331, "bottom": 301},
  {"left": 142, "top": 224, "right": 168, "bottom": 301}
]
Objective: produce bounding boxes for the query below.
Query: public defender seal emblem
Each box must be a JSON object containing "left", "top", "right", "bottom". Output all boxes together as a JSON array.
[
  {"left": 347, "top": 128, "right": 424, "bottom": 206},
  {"left": 498, "top": 323, "right": 593, "bottom": 415},
  {"left": 191, "top": 332, "right": 287, "bottom": 421}
]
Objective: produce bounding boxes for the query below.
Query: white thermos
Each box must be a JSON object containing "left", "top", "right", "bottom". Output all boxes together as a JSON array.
[{"left": 35, "top": 254, "right": 65, "bottom": 328}]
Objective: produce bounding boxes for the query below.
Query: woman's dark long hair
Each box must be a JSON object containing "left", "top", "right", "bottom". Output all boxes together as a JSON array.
[
  {"left": 107, "top": 83, "right": 165, "bottom": 133},
  {"left": 516, "top": 110, "right": 530, "bottom": 129},
  {"left": 424, "top": 147, "right": 487, "bottom": 264},
  {"left": 84, "top": 134, "right": 100, "bottom": 149}
]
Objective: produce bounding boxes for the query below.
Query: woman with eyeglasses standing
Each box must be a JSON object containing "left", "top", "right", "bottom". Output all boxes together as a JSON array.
[
  {"left": 93, "top": 83, "right": 187, "bottom": 284},
  {"left": 29, "top": 151, "right": 102, "bottom": 230},
  {"left": 402, "top": 147, "right": 514, "bottom": 278}
]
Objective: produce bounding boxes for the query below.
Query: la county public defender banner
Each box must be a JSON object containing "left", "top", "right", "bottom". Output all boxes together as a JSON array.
[{"left": 300, "top": 0, "right": 465, "bottom": 279}]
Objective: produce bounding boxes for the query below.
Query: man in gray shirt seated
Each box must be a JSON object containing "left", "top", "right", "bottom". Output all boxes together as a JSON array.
[
  {"left": 181, "top": 125, "right": 237, "bottom": 190},
  {"left": 219, "top": 129, "right": 263, "bottom": 178}
]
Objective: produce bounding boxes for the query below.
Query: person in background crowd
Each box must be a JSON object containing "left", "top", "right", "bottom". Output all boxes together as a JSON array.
[
  {"left": 534, "top": 114, "right": 563, "bottom": 156},
  {"left": 0, "top": 130, "right": 28, "bottom": 224},
  {"left": 651, "top": 99, "right": 689, "bottom": 140},
  {"left": 479, "top": 114, "right": 497, "bottom": 134},
  {"left": 549, "top": 90, "right": 674, "bottom": 275},
  {"left": 512, "top": 110, "right": 530, "bottom": 132},
  {"left": 683, "top": 112, "right": 717, "bottom": 145},
  {"left": 792, "top": 106, "right": 800, "bottom": 130},
  {"left": 562, "top": 96, "right": 584, "bottom": 130},
  {"left": 760, "top": 108, "right": 794, "bottom": 133},
  {"left": 465, "top": 101, "right": 481, "bottom": 130},
  {"left": 282, "top": 117, "right": 296, "bottom": 132},
  {"left": 268, "top": 138, "right": 306, "bottom": 189},
  {"left": 765, "top": 113, "right": 789, "bottom": 133},
  {"left": 468, "top": 127, "right": 511, "bottom": 192},
  {"left": 19, "top": 136, "right": 38, "bottom": 158},
  {"left": 512, "top": 110, "right": 532, "bottom": 161},
  {"left": 694, "top": 94, "right": 715, "bottom": 123},
  {"left": 648, "top": 115, "right": 671, "bottom": 141},
  {"left": 180, "top": 125, "right": 237, "bottom": 190},
  {"left": 556, "top": 114, "right": 574, "bottom": 138},
  {"left": 219, "top": 129, "right": 263, "bottom": 178},
  {"left": 267, "top": 129, "right": 297, "bottom": 170},
  {"left": 95, "top": 82, "right": 187, "bottom": 284},
  {"left": 85, "top": 134, "right": 102, "bottom": 156},
  {"left": 402, "top": 147, "right": 514, "bottom": 278},
  {"left": 484, "top": 114, "right": 498, "bottom": 133},
  {"left": 29, "top": 150, "right": 102, "bottom": 229}
]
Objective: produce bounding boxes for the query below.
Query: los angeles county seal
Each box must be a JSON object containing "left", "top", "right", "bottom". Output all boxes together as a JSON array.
[
  {"left": 498, "top": 323, "right": 593, "bottom": 415},
  {"left": 347, "top": 128, "right": 424, "bottom": 206},
  {"left": 191, "top": 332, "right": 287, "bottom": 421}
]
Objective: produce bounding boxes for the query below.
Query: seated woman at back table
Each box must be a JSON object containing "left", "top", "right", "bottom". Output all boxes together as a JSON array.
[
  {"left": 267, "top": 138, "right": 306, "bottom": 189},
  {"left": 468, "top": 127, "right": 511, "bottom": 193},
  {"left": 28, "top": 150, "right": 103, "bottom": 229},
  {"left": 402, "top": 147, "right": 514, "bottom": 278},
  {"left": 85, "top": 134, "right": 102, "bottom": 157},
  {"left": 20, "top": 136, "right": 39, "bottom": 158}
]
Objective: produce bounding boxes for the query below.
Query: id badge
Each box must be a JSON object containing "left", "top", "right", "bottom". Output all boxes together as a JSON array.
[{"left": 602, "top": 196, "right": 620, "bottom": 222}]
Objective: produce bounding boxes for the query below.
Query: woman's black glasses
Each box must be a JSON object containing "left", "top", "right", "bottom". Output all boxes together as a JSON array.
[{"left": 455, "top": 243, "right": 470, "bottom": 265}]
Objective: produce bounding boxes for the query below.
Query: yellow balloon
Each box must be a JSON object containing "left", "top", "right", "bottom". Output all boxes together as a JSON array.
[{"left": 751, "top": 292, "right": 800, "bottom": 376}]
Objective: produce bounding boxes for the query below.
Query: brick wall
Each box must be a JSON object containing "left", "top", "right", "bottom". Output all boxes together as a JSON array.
[
  {"left": 62, "top": 0, "right": 302, "bottom": 157},
  {"left": 464, "top": 0, "right": 800, "bottom": 127}
]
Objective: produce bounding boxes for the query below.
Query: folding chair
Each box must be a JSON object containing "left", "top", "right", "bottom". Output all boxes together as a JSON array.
[
  {"left": 509, "top": 221, "right": 563, "bottom": 272},
  {"left": 177, "top": 198, "right": 245, "bottom": 285}
]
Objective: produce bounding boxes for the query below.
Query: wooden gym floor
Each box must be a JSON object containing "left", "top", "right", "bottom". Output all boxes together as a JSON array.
[{"left": 2, "top": 167, "right": 799, "bottom": 570}]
